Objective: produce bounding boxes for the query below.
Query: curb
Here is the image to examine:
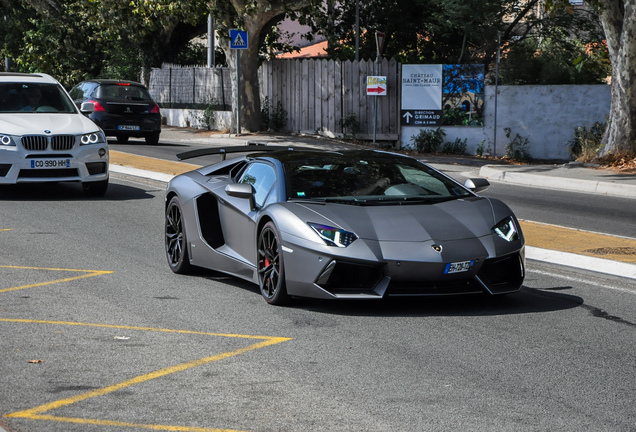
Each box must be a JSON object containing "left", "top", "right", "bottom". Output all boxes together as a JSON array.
[{"left": 479, "top": 165, "right": 636, "bottom": 199}]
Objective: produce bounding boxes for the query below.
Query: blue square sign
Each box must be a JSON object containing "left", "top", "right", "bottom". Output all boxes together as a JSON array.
[{"left": 230, "top": 29, "right": 248, "bottom": 50}]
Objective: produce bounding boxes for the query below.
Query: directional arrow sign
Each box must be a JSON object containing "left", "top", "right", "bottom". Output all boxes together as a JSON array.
[
  {"left": 367, "top": 86, "right": 386, "bottom": 95},
  {"left": 402, "top": 111, "right": 413, "bottom": 124},
  {"left": 367, "top": 76, "right": 387, "bottom": 96}
]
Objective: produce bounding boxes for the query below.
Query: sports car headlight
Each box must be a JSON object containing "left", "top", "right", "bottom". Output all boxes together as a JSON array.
[
  {"left": 493, "top": 216, "right": 519, "bottom": 242},
  {"left": 0, "top": 134, "right": 16, "bottom": 146},
  {"left": 308, "top": 223, "right": 358, "bottom": 247},
  {"left": 80, "top": 132, "right": 106, "bottom": 145}
]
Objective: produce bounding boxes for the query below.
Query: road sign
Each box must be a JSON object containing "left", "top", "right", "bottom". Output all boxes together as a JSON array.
[
  {"left": 401, "top": 64, "right": 442, "bottom": 126},
  {"left": 367, "top": 76, "right": 387, "bottom": 96},
  {"left": 401, "top": 109, "right": 442, "bottom": 126},
  {"left": 375, "top": 32, "right": 385, "bottom": 58},
  {"left": 230, "top": 29, "right": 248, "bottom": 50}
]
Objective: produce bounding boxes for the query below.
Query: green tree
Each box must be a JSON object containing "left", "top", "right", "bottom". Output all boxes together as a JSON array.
[{"left": 209, "top": 0, "right": 317, "bottom": 133}]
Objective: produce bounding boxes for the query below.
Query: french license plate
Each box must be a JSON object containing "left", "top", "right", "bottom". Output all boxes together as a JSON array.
[
  {"left": 30, "top": 159, "right": 70, "bottom": 169},
  {"left": 444, "top": 260, "right": 475, "bottom": 274},
  {"left": 118, "top": 125, "right": 140, "bottom": 131}
]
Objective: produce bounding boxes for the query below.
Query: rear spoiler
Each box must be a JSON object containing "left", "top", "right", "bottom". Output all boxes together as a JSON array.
[{"left": 176, "top": 142, "right": 297, "bottom": 161}]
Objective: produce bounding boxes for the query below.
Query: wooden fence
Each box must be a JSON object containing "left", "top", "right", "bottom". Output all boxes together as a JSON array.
[
  {"left": 259, "top": 58, "right": 399, "bottom": 140},
  {"left": 149, "top": 58, "right": 400, "bottom": 140},
  {"left": 148, "top": 64, "right": 232, "bottom": 111}
]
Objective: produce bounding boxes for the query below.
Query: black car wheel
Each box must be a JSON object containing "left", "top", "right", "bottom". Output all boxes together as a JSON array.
[
  {"left": 82, "top": 178, "right": 108, "bottom": 196},
  {"left": 257, "top": 221, "right": 289, "bottom": 305},
  {"left": 145, "top": 132, "right": 160, "bottom": 145},
  {"left": 165, "top": 196, "right": 192, "bottom": 274}
]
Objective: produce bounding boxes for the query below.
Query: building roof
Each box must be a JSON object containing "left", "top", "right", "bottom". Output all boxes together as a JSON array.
[{"left": 277, "top": 40, "right": 328, "bottom": 59}]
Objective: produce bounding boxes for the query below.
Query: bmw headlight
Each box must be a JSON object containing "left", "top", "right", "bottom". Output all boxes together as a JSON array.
[
  {"left": 493, "top": 216, "right": 519, "bottom": 242},
  {"left": 0, "top": 134, "right": 15, "bottom": 146},
  {"left": 80, "top": 131, "right": 106, "bottom": 145},
  {"left": 308, "top": 223, "right": 358, "bottom": 247}
]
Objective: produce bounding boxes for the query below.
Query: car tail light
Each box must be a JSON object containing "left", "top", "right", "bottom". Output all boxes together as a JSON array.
[
  {"left": 150, "top": 104, "right": 160, "bottom": 114},
  {"left": 88, "top": 100, "right": 106, "bottom": 112}
]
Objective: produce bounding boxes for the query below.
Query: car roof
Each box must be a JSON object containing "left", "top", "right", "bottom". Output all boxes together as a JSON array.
[
  {"left": 0, "top": 72, "right": 58, "bottom": 84},
  {"left": 79, "top": 79, "right": 146, "bottom": 87}
]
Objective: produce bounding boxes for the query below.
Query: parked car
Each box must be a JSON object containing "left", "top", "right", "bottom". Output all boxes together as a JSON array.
[
  {"left": 70, "top": 79, "right": 161, "bottom": 145},
  {"left": 165, "top": 146, "right": 526, "bottom": 305},
  {"left": 0, "top": 72, "right": 109, "bottom": 195}
]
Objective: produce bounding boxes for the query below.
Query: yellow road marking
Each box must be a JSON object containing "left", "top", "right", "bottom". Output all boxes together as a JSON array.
[
  {"left": 2, "top": 318, "right": 291, "bottom": 431},
  {"left": 521, "top": 220, "right": 636, "bottom": 264},
  {"left": 110, "top": 150, "right": 200, "bottom": 176},
  {"left": 0, "top": 228, "right": 11, "bottom": 232},
  {"left": 0, "top": 265, "right": 113, "bottom": 293}
]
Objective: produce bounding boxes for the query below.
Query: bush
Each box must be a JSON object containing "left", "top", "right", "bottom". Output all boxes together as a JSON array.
[
  {"left": 339, "top": 111, "right": 360, "bottom": 139},
  {"left": 504, "top": 127, "right": 532, "bottom": 161},
  {"left": 441, "top": 138, "right": 467, "bottom": 155},
  {"left": 411, "top": 128, "right": 446, "bottom": 153},
  {"left": 568, "top": 122, "right": 606, "bottom": 161}
]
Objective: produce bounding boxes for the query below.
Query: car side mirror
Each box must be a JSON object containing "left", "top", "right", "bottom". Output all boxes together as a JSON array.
[
  {"left": 225, "top": 183, "right": 255, "bottom": 209},
  {"left": 464, "top": 178, "right": 490, "bottom": 193},
  {"left": 80, "top": 102, "right": 95, "bottom": 113}
]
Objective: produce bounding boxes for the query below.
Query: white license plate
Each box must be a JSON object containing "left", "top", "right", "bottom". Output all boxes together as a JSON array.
[
  {"left": 444, "top": 260, "right": 475, "bottom": 274},
  {"left": 118, "top": 125, "right": 140, "bottom": 131},
  {"left": 30, "top": 159, "right": 70, "bottom": 169}
]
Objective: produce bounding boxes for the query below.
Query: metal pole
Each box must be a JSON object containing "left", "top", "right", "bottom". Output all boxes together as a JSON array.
[
  {"left": 207, "top": 15, "right": 214, "bottom": 68},
  {"left": 355, "top": 0, "right": 360, "bottom": 61},
  {"left": 493, "top": 32, "right": 501, "bottom": 157},
  {"left": 236, "top": 50, "right": 241, "bottom": 135}
]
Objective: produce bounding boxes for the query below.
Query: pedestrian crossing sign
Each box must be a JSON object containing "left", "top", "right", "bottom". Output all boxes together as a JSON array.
[{"left": 230, "top": 29, "right": 248, "bottom": 50}]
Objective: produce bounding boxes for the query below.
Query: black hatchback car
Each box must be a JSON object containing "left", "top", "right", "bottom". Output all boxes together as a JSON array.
[{"left": 70, "top": 79, "right": 161, "bottom": 144}]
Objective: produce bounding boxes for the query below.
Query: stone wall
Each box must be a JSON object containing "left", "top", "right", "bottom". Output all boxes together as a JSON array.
[{"left": 400, "top": 85, "right": 611, "bottom": 160}]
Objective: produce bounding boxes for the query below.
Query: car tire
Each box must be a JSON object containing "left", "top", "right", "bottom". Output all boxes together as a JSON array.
[
  {"left": 116, "top": 135, "right": 129, "bottom": 143},
  {"left": 257, "top": 221, "right": 289, "bottom": 305},
  {"left": 165, "top": 196, "right": 193, "bottom": 274},
  {"left": 145, "top": 132, "right": 160, "bottom": 145},
  {"left": 82, "top": 178, "right": 108, "bottom": 196}
]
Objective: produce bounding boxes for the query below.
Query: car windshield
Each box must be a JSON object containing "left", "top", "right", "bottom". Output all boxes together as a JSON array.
[
  {"left": 284, "top": 153, "right": 472, "bottom": 204},
  {"left": 95, "top": 84, "right": 152, "bottom": 100},
  {"left": 0, "top": 82, "right": 77, "bottom": 113}
]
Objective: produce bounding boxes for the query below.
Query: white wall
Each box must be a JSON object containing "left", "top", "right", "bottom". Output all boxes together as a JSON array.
[
  {"left": 162, "top": 108, "right": 232, "bottom": 132},
  {"left": 400, "top": 85, "right": 611, "bottom": 160}
]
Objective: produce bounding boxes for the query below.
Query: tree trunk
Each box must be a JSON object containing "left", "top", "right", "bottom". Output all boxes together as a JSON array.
[
  {"left": 225, "top": 0, "right": 314, "bottom": 133},
  {"left": 598, "top": 0, "right": 636, "bottom": 156}
]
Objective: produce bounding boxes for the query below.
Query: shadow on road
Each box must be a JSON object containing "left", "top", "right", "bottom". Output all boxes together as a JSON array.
[{"left": 0, "top": 181, "right": 158, "bottom": 201}]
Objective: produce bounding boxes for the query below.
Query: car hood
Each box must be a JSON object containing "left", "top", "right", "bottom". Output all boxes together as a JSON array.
[
  {"left": 0, "top": 113, "right": 100, "bottom": 136},
  {"left": 294, "top": 197, "right": 498, "bottom": 242}
]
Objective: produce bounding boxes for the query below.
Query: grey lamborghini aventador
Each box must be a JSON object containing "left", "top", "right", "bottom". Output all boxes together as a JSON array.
[{"left": 164, "top": 146, "right": 525, "bottom": 305}]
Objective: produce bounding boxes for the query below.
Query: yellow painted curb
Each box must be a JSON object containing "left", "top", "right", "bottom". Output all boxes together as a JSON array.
[{"left": 521, "top": 220, "right": 636, "bottom": 264}]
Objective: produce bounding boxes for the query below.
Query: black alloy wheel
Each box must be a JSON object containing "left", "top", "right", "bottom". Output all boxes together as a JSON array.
[
  {"left": 165, "top": 196, "right": 192, "bottom": 274},
  {"left": 257, "top": 221, "right": 289, "bottom": 305}
]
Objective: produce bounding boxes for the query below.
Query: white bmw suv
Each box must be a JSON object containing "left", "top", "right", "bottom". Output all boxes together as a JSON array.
[{"left": 0, "top": 73, "right": 109, "bottom": 195}]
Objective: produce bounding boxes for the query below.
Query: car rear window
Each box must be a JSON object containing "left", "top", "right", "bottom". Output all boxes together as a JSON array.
[{"left": 95, "top": 84, "right": 152, "bottom": 100}]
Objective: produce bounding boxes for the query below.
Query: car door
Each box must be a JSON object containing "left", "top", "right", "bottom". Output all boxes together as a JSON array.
[{"left": 218, "top": 161, "right": 278, "bottom": 265}]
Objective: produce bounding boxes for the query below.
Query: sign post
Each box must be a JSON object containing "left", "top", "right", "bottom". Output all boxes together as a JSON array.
[
  {"left": 229, "top": 29, "right": 248, "bottom": 134},
  {"left": 367, "top": 76, "right": 387, "bottom": 143}
]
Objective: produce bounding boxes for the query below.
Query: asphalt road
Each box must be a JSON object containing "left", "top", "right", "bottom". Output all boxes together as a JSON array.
[{"left": 1, "top": 167, "right": 636, "bottom": 431}]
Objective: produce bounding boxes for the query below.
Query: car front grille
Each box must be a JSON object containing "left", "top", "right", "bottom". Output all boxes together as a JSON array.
[
  {"left": 51, "top": 135, "right": 75, "bottom": 150},
  {"left": 21, "top": 135, "right": 75, "bottom": 151}
]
